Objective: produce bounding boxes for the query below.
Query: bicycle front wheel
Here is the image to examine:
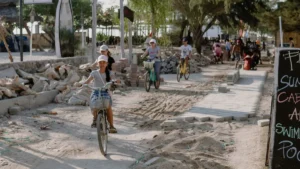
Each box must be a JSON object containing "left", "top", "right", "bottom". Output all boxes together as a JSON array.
[
  {"left": 97, "top": 112, "right": 108, "bottom": 156},
  {"left": 145, "top": 72, "right": 151, "bottom": 92},
  {"left": 184, "top": 65, "right": 190, "bottom": 80},
  {"left": 177, "top": 66, "right": 181, "bottom": 82}
]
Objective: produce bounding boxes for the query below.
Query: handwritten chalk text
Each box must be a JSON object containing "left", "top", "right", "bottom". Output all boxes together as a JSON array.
[
  {"left": 278, "top": 75, "right": 300, "bottom": 92},
  {"left": 276, "top": 123, "right": 300, "bottom": 139},
  {"left": 277, "top": 92, "right": 300, "bottom": 104},
  {"left": 278, "top": 140, "right": 300, "bottom": 162}
]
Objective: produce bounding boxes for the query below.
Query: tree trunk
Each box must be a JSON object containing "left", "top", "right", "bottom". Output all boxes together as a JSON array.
[
  {"left": 111, "top": 25, "right": 113, "bottom": 36},
  {"left": 179, "top": 20, "right": 188, "bottom": 46},
  {"left": 24, "top": 23, "right": 31, "bottom": 36},
  {"left": 192, "top": 25, "right": 204, "bottom": 54},
  {"left": 150, "top": 1, "right": 156, "bottom": 38}
]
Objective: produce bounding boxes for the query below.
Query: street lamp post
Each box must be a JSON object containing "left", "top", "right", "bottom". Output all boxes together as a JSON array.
[
  {"left": 120, "top": 0, "right": 125, "bottom": 59},
  {"left": 91, "top": 0, "right": 97, "bottom": 61},
  {"left": 30, "top": 8, "right": 36, "bottom": 58},
  {"left": 19, "top": 0, "right": 23, "bottom": 61}
]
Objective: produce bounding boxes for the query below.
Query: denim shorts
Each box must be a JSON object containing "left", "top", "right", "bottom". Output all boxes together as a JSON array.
[{"left": 90, "top": 90, "right": 112, "bottom": 106}]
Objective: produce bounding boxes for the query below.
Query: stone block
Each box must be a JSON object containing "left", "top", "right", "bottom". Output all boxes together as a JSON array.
[
  {"left": 218, "top": 86, "right": 230, "bottom": 93},
  {"left": 144, "top": 157, "right": 161, "bottom": 166},
  {"left": 160, "top": 120, "right": 177, "bottom": 127},
  {"left": 210, "top": 116, "right": 225, "bottom": 122},
  {"left": 233, "top": 116, "right": 248, "bottom": 121},
  {"left": 184, "top": 116, "right": 195, "bottom": 122},
  {"left": 113, "top": 90, "right": 121, "bottom": 94},
  {"left": 196, "top": 117, "right": 210, "bottom": 122},
  {"left": 8, "top": 106, "right": 22, "bottom": 115},
  {"left": 223, "top": 116, "right": 233, "bottom": 121},
  {"left": 0, "top": 90, "right": 58, "bottom": 116},
  {"left": 257, "top": 119, "right": 270, "bottom": 127}
]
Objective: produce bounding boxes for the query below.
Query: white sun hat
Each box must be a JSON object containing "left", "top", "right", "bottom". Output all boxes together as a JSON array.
[
  {"left": 149, "top": 39, "right": 156, "bottom": 44},
  {"left": 97, "top": 55, "right": 108, "bottom": 62}
]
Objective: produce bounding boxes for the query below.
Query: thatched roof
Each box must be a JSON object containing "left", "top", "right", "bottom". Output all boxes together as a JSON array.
[{"left": 0, "top": 7, "right": 18, "bottom": 22}]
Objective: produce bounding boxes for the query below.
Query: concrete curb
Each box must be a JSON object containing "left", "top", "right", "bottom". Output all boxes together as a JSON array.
[
  {"left": 0, "top": 90, "right": 59, "bottom": 116},
  {"left": 253, "top": 71, "right": 268, "bottom": 115},
  {"left": 227, "top": 69, "right": 240, "bottom": 85}
]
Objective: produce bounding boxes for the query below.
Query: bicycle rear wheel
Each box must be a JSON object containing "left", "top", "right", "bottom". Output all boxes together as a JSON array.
[
  {"left": 184, "top": 65, "right": 190, "bottom": 80},
  {"left": 154, "top": 80, "right": 160, "bottom": 89},
  {"left": 145, "top": 72, "right": 151, "bottom": 92},
  {"left": 177, "top": 66, "right": 182, "bottom": 82},
  {"left": 97, "top": 111, "right": 108, "bottom": 156}
]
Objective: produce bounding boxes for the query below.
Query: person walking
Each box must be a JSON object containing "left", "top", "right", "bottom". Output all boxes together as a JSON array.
[{"left": 225, "top": 39, "right": 231, "bottom": 61}]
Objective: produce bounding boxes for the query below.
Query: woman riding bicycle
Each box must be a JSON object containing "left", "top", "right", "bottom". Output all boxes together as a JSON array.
[
  {"left": 82, "top": 55, "right": 118, "bottom": 133},
  {"left": 180, "top": 37, "right": 192, "bottom": 66},
  {"left": 142, "top": 39, "right": 161, "bottom": 86}
]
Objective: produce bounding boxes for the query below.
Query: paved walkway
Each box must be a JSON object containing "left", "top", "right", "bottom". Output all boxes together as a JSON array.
[
  {"left": 178, "top": 70, "right": 267, "bottom": 122},
  {"left": 160, "top": 65, "right": 231, "bottom": 91},
  {"left": 0, "top": 52, "right": 58, "bottom": 63}
]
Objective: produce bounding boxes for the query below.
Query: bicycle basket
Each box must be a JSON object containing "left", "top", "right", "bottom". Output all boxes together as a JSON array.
[
  {"left": 143, "top": 61, "right": 155, "bottom": 70},
  {"left": 90, "top": 95, "right": 111, "bottom": 109}
]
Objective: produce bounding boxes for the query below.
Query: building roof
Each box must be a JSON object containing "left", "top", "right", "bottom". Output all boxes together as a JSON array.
[
  {"left": 0, "top": 7, "right": 18, "bottom": 22},
  {"left": 0, "top": 0, "right": 18, "bottom": 7},
  {"left": 0, "top": 0, "right": 18, "bottom": 4}
]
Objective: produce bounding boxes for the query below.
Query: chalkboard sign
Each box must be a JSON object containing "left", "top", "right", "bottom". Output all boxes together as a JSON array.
[{"left": 270, "top": 48, "right": 300, "bottom": 168}]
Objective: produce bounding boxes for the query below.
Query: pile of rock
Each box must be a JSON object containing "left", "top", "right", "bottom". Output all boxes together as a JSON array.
[
  {"left": 160, "top": 55, "right": 178, "bottom": 74},
  {"left": 0, "top": 62, "right": 82, "bottom": 101},
  {"left": 159, "top": 53, "right": 211, "bottom": 74}
]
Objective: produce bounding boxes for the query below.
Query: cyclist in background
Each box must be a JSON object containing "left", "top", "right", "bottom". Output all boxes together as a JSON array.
[
  {"left": 142, "top": 39, "right": 161, "bottom": 86},
  {"left": 180, "top": 37, "right": 192, "bottom": 67}
]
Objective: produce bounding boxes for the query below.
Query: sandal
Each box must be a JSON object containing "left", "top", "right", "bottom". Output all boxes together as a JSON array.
[
  {"left": 91, "top": 120, "right": 96, "bottom": 128},
  {"left": 109, "top": 127, "right": 117, "bottom": 133}
]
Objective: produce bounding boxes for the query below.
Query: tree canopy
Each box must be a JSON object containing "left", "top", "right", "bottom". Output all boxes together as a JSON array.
[
  {"left": 172, "top": 0, "right": 266, "bottom": 52},
  {"left": 22, "top": 0, "right": 93, "bottom": 48},
  {"left": 129, "top": 0, "right": 172, "bottom": 37}
]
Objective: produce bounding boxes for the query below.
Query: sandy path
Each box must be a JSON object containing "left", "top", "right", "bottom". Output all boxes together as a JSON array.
[
  {"left": 0, "top": 64, "right": 231, "bottom": 169},
  {"left": 228, "top": 67, "right": 273, "bottom": 169}
]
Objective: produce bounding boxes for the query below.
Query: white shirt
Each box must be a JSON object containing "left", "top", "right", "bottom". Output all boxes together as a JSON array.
[{"left": 180, "top": 45, "right": 192, "bottom": 58}]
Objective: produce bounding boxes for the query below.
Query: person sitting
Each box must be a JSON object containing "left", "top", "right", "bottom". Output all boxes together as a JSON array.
[{"left": 213, "top": 44, "right": 223, "bottom": 64}]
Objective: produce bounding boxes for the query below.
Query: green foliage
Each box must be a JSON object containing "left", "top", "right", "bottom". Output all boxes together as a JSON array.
[
  {"left": 129, "top": 0, "right": 173, "bottom": 37},
  {"left": 157, "top": 34, "right": 173, "bottom": 47},
  {"left": 256, "top": 0, "right": 300, "bottom": 32},
  {"left": 97, "top": 6, "right": 118, "bottom": 27},
  {"left": 172, "top": 0, "right": 266, "bottom": 52},
  {"left": 22, "top": 0, "right": 94, "bottom": 49},
  {"left": 96, "top": 33, "right": 109, "bottom": 42}
]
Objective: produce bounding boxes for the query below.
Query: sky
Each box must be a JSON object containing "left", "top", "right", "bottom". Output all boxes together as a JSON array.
[{"left": 98, "top": 0, "right": 128, "bottom": 9}]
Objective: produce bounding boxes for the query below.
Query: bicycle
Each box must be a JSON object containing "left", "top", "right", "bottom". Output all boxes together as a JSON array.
[
  {"left": 83, "top": 82, "right": 114, "bottom": 156},
  {"left": 177, "top": 59, "right": 190, "bottom": 82},
  {"left": 143, "top": 59, "right": 160, "bottom": 92}
]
